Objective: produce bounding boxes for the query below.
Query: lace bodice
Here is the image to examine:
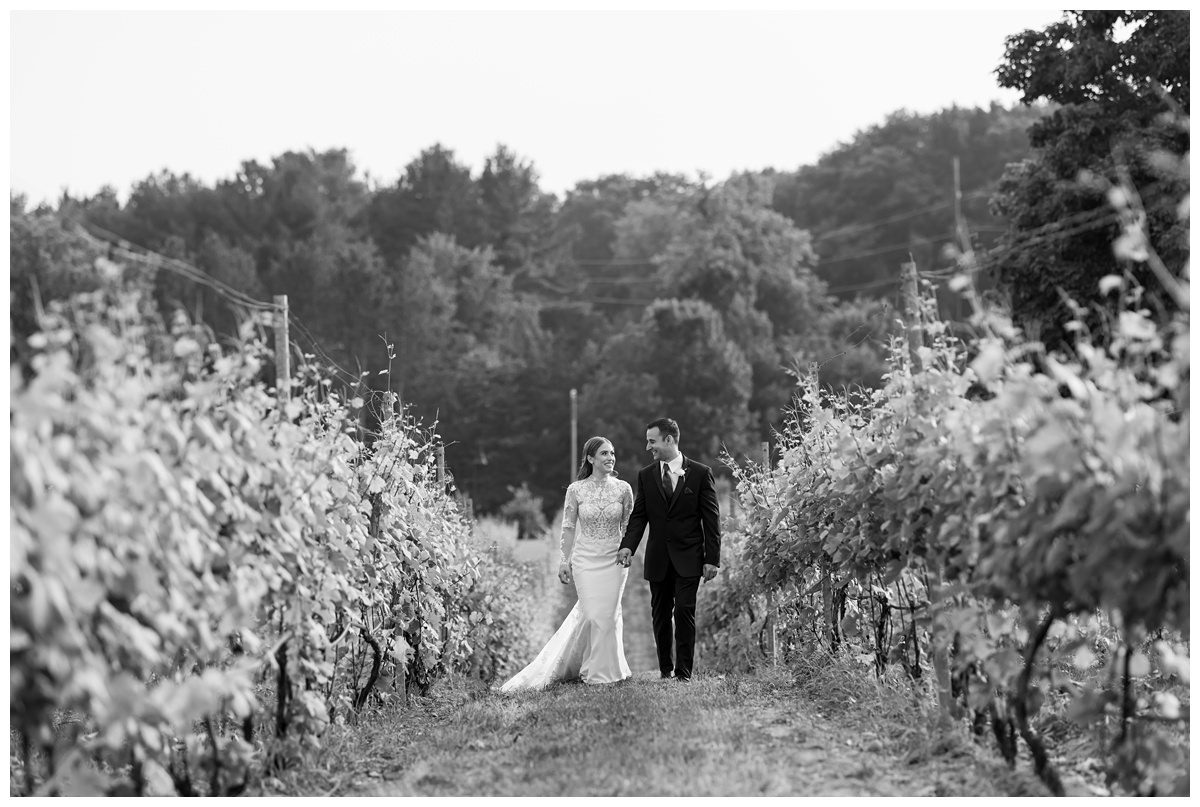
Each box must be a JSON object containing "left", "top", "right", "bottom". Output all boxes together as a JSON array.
[{"left": 560, "top": 477, "right": 634, "bottom": 561}]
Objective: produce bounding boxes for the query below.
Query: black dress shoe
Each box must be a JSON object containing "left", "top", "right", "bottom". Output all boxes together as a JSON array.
[
  {"left": 660, "top": 672, "right": 674, "bottom": 679},
  {"left": 675, "top": 674, "right": 691, "bottom": 682}
]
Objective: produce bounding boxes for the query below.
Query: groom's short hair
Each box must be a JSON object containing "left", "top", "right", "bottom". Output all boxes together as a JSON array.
[{"left": 646, "top": 417, "right": 680, "bottom": 443}]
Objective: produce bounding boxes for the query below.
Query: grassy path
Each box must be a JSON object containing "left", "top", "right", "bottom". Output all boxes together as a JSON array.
[
  {"left": 265, "top": 526, "right": 1092, "bottom": 798},
  {"left": 328, "top": 532, "right": 1047, "bottom": 797},
  {"left": 340, "top": 667, "right": 1046, "bottom": 797}
]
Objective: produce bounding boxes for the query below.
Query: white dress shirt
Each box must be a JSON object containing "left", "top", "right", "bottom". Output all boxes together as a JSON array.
[{"left": 661, "top": 454, "right": 684, "bottom": 492}]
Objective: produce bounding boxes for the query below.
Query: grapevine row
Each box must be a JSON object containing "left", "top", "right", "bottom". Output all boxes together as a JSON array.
[
  {"left": 702, "top": 263, "right": 1189, "bottom": 794},
  {"left": 10, "top": 267, "right": 537, "bottom": 794}
]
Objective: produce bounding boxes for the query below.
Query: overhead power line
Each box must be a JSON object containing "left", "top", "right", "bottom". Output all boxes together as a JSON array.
[
  {"left": 810, "top": 190, "right": 991, "bottom": 243},
  {"left": 70, "top": 221, "right": 377, "bottom": 394},
  {"left": 287, "top": 314, "right": 369, "bottom": 389},
  {"left": 825, "top": 276, "right": 901, "bottom": 294},
  {"left": 75, "top": 222, "right": 278, "bottom": 314},
  {"left": 818, "top": 239, "right": 939, "bottom": 266}
]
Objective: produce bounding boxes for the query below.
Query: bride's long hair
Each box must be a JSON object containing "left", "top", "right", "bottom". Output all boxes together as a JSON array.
[{"left": 576, "top": 436, "right": 614, "bottom": 480}]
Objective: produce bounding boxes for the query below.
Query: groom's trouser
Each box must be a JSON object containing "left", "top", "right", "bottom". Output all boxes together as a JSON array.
[{"left": 650, "top": 559, "right": 701, "bottom": 679}]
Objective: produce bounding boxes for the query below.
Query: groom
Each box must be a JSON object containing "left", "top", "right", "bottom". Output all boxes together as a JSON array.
[{"left": 617, "top": 417, "right": 720, "bottom": 681}]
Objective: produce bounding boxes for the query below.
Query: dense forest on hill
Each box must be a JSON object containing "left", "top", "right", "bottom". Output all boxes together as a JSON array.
[{"left": 11, "top": 12, "right": 1188, "bottom": 518}]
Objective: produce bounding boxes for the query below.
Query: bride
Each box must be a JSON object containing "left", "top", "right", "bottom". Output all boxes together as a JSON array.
[{"left": 500, "top": 436, "right": 634, "bottom": 691}]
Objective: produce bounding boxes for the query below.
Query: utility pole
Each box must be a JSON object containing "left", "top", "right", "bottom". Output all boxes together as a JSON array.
[
  {"left": 952, "top": 156, "right": 979, "bottom": 322},
  {"left": 953, "top": 158, "right": 979, "bottom": 260},
  {"left": 952, "top": 155, "right": 976, "bottom": 258},
  {"left": 953, "top": 156, "right": 964, "bottom": 247},
  {"left": 569, "top": 388, "right": 578, "bottom": 482}
]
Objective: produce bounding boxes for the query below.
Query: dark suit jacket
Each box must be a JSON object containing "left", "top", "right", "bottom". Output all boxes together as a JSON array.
[{"left": 620, "top": 456, "right": 721, "bottom": 581}]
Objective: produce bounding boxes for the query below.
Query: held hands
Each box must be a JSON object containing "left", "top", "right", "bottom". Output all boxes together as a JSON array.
[
  {"left": 558, "top": 562, "right": 573, "bottom": 585},
  {"left": 701, "top": 563, "right": 719, "bottom": 583},
  {"left": 616, "top": 548, "right": 632, "bottom": 568}
]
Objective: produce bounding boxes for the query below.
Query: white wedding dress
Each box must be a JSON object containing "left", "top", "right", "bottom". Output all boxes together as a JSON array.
[{"left": 500, "top": 475, "right": 634, "bottom": 692}]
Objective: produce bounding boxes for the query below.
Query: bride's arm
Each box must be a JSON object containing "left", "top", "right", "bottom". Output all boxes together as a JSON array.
[{"left": 558, "top": 484, "right": 578, "bottom": 582}]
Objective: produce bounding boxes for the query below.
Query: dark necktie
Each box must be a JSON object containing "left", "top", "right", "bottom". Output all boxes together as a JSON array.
[{"left": 662, "top": 463, "right": 673, "bottom": 494}]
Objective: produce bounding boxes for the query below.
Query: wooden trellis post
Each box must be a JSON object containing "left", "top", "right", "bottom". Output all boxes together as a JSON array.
[
  {"left": 273, "top": 295, "right": 290, "bottom": 412},
  {"left": 821, "top": 556, "right": 835, "bottom": 650},
  {"left": 900, "top": 261, "right": 957, "bottom": 725},
  {"left": 370, "top": 494, "right": 407, "bottom": 708},
  {"left": 762, "top": 441, "right": 779, "bottom": 666},
  {"left": 900, "top": 262, "right": 923, "bottom": 372}
]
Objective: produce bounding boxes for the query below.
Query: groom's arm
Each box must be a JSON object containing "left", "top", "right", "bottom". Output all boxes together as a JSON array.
[
  {"left": 620, "top": 471, "right": 648, "bottom": 555},
  {"left": 699, "top": 466, "right": 721, "bottom": 568}
]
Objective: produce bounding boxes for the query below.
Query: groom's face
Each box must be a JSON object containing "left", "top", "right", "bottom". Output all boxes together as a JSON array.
[{"left": 645, "top": 427, "right": 677, "bottom": 462}]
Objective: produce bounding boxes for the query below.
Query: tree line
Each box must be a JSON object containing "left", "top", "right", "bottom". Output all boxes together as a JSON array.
[{"left": 10, "top": 11, "right": 1187, "bottom": 519}]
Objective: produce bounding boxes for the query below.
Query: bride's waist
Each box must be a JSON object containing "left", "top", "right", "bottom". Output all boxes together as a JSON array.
[
  {"left": 575, "top": 530, "right": 621, "bottom": 542},
  {"left": 572, "top": 537, "right": 620, "bottom": 554}
]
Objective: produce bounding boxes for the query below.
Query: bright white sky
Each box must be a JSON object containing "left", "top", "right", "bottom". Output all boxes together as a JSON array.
[{"left": 9, "top": 4, "right": 1068, "bottom": 207}]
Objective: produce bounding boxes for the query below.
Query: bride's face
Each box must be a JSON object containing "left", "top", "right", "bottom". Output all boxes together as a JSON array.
[{"left": 591, "top": 442, "right": 616, "bottom": 474}]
